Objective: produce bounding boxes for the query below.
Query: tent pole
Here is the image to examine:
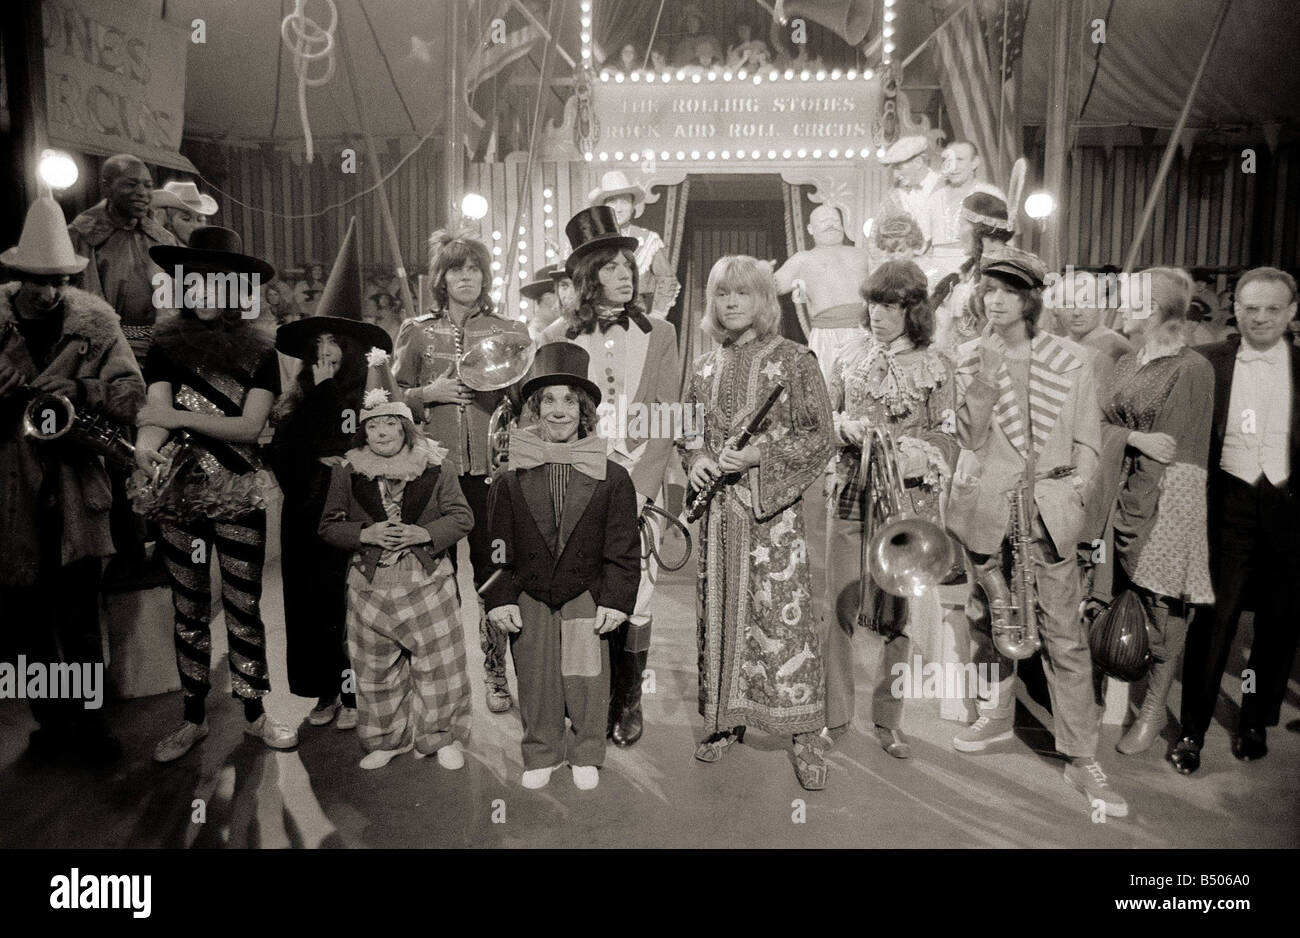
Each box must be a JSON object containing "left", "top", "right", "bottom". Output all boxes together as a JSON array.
[
  {"left": 1120, "top": 0, "right": 1233, "bottom": 276},
  {"left": 337, "top": 14, "right": 417, "bottom": 319},
  {"left": 445, "top": 0, "right": 466, "bottom": 228},
  {"left": 1041, "top": 0, "right": 1078, "bottom": 271}
]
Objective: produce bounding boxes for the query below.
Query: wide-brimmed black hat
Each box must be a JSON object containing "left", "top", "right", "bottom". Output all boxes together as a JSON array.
[
  {"left": 150, "top": 226, "right": 276, "bottom": 282},
  {"left": 277, "top": 217, "right": 393, "bottom": 357},
  {"left": 519, "top": 341, "right": 600, "bottom": 405},
  {"left": 521, "top": 264, "right": 561, "bottom": 301},
  {"left": 564, "top": 205, "right": 638, "bottom": 277}
]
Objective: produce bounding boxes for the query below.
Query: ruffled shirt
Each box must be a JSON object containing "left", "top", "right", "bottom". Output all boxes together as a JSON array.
[{"left": 343, "top": 438, "right": 449, "bottom": 566}]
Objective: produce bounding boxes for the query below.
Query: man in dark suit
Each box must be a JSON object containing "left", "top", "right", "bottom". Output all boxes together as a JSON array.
[{"left": 1174, "top": 267, "right": 1300, "bottom": 774}]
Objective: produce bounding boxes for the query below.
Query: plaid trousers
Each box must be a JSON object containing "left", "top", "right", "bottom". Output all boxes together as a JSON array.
[{"left": 345, "top": 557, "right": 471, "bottom": 754}]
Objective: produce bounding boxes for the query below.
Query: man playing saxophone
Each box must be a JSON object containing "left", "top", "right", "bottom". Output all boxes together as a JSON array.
[
  {"left": 945, "top": 246, "right": 1128, "bottom": 818},
  {"left": 0, "top": 197, "right": 145, "bottom": 764}
]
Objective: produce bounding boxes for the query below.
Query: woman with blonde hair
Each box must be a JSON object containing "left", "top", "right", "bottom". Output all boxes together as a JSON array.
[
  {"left": 1088, "top": 266, "right": 1215, "bottom": 756},
  {"left": 678, "top": 255, "right": 836, "bottom": 790}
]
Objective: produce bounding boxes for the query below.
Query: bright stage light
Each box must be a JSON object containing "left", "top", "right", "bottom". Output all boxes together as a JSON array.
[
  {"left": 38, "top": 150, "right": 78, "bottom": 190},
  {"left": 460, "top": 192, "right": 488, "bottom": 220},
  {"left": 1025, "top": 191, "right": 1056, "bottom": 219}
]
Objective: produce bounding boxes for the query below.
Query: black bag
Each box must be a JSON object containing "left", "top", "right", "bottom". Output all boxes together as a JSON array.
[{"left": 1088, "top": 588, "right": 1151, "bottom": 682}]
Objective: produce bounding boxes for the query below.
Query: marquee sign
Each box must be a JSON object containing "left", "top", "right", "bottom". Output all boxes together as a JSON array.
[{"left": 585, "top": 70, "right": 884, "bottom": 164}]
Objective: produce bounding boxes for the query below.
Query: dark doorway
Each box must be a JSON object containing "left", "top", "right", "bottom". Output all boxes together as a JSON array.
[{"left": 669, "top": 173, "right": 807, "bottom": 353}]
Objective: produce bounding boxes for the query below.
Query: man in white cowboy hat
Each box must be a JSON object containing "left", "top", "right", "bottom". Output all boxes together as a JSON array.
[
  {"left": 151, "top": 180, "right": 219, "bottom": 246},
  {"left": 874, "top": 135, "right": 941, "bottom": 235},
  {"left": 588, "top": 171, "right": 681, "bottom": 318},
  {"left": 0, "top": 197, "right": 145, "bottom": 764},
  {"left": 67, "top": 153, "right": 178, "bottom": 364}
]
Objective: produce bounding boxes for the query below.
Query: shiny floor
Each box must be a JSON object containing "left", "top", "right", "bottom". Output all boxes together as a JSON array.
[{"left": 1, "top": 488, "right": 1296, "bottom": 848}]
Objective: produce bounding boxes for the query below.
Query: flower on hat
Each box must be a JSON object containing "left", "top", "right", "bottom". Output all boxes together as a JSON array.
[
  {"left": 363, "top": 388, "right": 391, "bottom": 409},
  {"left": 365, "top": 347, "right": 390, "bottom": 367}
]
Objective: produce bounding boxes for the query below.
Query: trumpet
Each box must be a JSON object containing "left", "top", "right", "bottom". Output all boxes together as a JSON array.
[
  {"left": 20, "top": 388, "right": 136, "bottom": 469},
  {"left": 864, "top": 428, "right": 954, "bottom": 598}
]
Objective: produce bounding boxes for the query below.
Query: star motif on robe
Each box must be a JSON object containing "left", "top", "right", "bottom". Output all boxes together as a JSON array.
[
  {"left": 750, "top": 544, "right": 771, "bottom": 565},
  {"left": 761, "top": 359, "right": 784, "bottom": 380},
  {"left": 701, "top": 359, "right": 715, "bottom": 379},
  {"left": 782, "top": 508, "right": 797, "bottom": 526}
]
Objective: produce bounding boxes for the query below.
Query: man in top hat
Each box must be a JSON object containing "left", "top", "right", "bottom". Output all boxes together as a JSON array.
[
  {"left": 588, "top": 171, "right": 681, "bottom": 318},
  {"left": 944, "top": 246, "right": 1128, "bottom": 818},
  {"left": 151, "top": 180, "right": 219, "bottom": 247},
  {"left": 874, "top": 136, "right": 941, "bottom": 235},
  {"left": 543, "top": 205, "right": 680, "bottom": 748},
  {"left": 68, "top": 153, "right": 178, "bottom": 363},
  {"left": 771, "top": 204, "right": 872, "bottom": 383},
  {"left": 0, "top": 197, "right": 146, "bottom": 763}
]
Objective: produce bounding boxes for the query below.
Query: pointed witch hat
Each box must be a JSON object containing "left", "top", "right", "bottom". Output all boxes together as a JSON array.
[
  {"left": 358, "top": 346, "right": 413, "bottom": 422},
  {"left": 276, "top": 216, "right": 392, "bottom": 359},
  {"left": 1, "top": 197, "right": 88, "bottom": 276}
]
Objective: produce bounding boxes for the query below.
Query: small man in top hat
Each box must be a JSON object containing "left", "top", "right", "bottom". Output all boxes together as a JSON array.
[
  {"left": 0, "top": 197, "right": 145, "bottom": 763},
  {"left": 587, "top": 171, "right": 680, "bottom": 318},
  {"left": 543, "top": 205, "right": 680, "bottom": 748},
  {"left": 485, "top": 342, "right": 641, "bottom": 790},
  {"left": 151, "top": 180, "right": 219, "bottom": 246}
]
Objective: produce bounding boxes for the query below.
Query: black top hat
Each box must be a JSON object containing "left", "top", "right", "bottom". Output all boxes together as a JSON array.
[
  {"left": 150, "top": 226, "right": 276, "bottom": 282},
  {"left": 521, "top": 264, "right": 561, "bottom": 301},
  {"left": 520, "top": 341, "right": 601, "bottom": 405},
  {"left": 564, "top": 206, "right": 638, "bottom": 277}
]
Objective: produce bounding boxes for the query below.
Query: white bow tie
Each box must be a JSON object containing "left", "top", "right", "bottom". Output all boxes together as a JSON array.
[{"left": 1239, "top": 346, "right": 1284, "bottom": 364}]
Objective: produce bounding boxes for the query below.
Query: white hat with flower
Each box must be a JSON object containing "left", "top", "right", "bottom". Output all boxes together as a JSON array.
[{"left": 359, "top": 347, "right": 413, "bottom": 422}]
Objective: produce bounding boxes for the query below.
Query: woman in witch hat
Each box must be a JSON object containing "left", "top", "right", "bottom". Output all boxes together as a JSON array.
[
  {"left": 269, "top": 218, "right": 393, "bottom": 732},
  {"left": 131, "top": 226, "right": 299, "bottom": 762}
]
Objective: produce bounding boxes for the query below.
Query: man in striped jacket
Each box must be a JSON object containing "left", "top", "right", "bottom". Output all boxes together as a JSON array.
[{"left": 944, "top": 246, "right": 1129, "bottom": 819}]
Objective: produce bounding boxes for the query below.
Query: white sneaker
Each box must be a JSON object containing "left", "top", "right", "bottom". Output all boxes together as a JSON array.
[
  {"left": 335, "top": 707, "right": 359, "bottom": 731},
  {"left": 308, "top": 702, "right": 339, "bottom": 726},
  {"left": 952, "top": 715, "right": 1014, "bottom": 753},
  {"left": 153, "top": 721, "right": 208, "bottom": 763},
  {"left": 572, "top": 765, "right": 599, "bottom": 790},
  {"left": 522, "top": 764, "right": 560, "bottom": 789},
  {"left": 244, "top": 713, "right": 299, "bottom": 750},
  {"left": 436, "top": 742, "right": 465, "bottom": 770},
  {"left": 359, "top": 742, "right": 414, "bottom": 769}
]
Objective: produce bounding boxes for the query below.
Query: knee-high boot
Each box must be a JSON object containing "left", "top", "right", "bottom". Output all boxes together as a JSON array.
[
  {"left": 1117, "top": 656, "right": 1178, "bottom": 754},
  {"left": 610, "top": 619, "right": 648, "bottom": 748}
]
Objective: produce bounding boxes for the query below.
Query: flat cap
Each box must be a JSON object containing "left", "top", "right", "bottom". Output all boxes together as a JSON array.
[
  {"left": 878, "top": 135, "right": 929, "bottom": 165},
  {"left": 979, "top": 244, "right": 1049, "bottom": 290}
]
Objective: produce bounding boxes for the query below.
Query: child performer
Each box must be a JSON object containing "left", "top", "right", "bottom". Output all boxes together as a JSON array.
[
  {"left": 678, "top": 255, "right": 837, "bottom": 791},
  {"left": 485, "top": 343, "right": 641, "bottom": 790},
  {"left": 318, "top": 350, "right": 474, "bottom": 770}
]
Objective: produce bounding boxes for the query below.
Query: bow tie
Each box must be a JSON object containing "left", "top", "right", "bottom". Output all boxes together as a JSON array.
[
  {"left": 507, "top": 428, "right": 607, "bottom": 480},
  {"left": 597, "top": 312, "right": 629, "bottom": 333},
  {"left": 1239, "top": 346, "right": 1284, "bottom": 364}
]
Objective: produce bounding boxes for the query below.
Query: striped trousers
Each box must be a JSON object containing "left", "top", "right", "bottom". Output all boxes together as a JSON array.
[{"left": 160, "top": 513, "right": 271, "bottom": 702}]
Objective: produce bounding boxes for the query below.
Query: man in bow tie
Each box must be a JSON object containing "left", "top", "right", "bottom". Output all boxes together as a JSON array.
[
  {"left": 874, "top": 136, "right": 941, "bottom": 240},
  {"left": 1173, "top": 267, "right": 1300, "bottom": 775}
]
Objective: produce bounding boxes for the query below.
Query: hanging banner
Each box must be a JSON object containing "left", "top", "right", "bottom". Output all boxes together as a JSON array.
[
  {"left": 42, "top": 0, "right": 194, "bottom": 170},
  {"left": 587, "top": 73, "right": 882, "bottom": 162}
]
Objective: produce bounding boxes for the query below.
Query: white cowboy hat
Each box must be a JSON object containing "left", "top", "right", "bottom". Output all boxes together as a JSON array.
[
  {"left": 152, "top": 180, "right": 219, "bottom": 216},
  {"left": 0, "top": 197, "right": 88, "bottom": 276},
  {"left": 587, "top": 170, "right": 649, "bottom": 207}
]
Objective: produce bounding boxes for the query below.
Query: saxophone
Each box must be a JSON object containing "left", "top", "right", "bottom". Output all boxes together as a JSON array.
[
  {"left": 982, "top": 474, "right": 1041, "bottom": 660},
  {"left": 978, "top": 466, "right": 1075, "bottom": 660}
]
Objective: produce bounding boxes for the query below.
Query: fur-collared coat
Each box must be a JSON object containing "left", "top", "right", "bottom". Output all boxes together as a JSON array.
[{"left": 0, "top": 283, "right": 146, "bottom": 585}]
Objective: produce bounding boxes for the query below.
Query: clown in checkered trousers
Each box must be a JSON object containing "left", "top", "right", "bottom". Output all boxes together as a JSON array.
[{"left": 318, "top": 349, "right": 475, "bottom": 771}]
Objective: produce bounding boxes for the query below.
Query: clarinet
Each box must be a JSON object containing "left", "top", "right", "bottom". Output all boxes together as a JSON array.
[{"left": 685, "top": 382, "right": 785, "bottom": 523}]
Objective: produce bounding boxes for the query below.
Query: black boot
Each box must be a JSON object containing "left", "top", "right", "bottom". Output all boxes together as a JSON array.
[
  {"left": 611, "top": 648, "right": 648, "bottom": 748},
  {"left": 606, "top": 622, "right": 627, "bottom": 739}
]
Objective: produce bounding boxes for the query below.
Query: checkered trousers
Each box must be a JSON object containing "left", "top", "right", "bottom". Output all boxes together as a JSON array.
[{"left": 345, "top": 558, "right": 471, "bottom": 754}]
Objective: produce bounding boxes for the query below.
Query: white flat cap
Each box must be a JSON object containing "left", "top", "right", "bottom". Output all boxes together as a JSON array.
[{"left": 879, "top": 135, "right": 929, "bottom": 165}]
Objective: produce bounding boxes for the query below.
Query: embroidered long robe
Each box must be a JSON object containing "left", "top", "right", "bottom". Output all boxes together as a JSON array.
[{"left": 679, "top": 336, "right": 836, "bottom": 736}]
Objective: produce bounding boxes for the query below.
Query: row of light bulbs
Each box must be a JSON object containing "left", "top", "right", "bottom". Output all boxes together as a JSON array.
[{"left": 599, "top": 67, "right": 875, "bottom": 85}]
